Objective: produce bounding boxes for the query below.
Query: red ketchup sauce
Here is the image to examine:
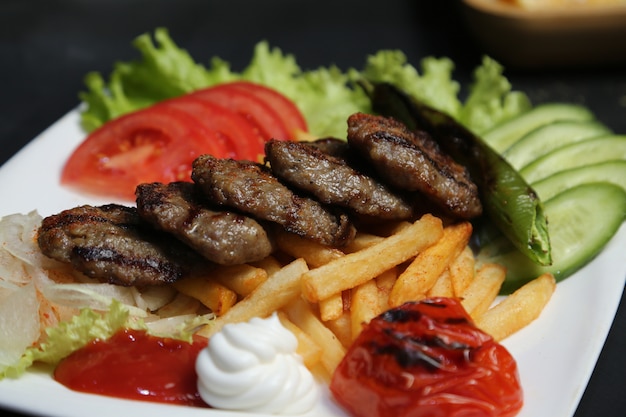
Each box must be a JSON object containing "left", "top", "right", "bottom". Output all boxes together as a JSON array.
[{"left": 54, "top": 329, "right": 209, "bottom": 407}]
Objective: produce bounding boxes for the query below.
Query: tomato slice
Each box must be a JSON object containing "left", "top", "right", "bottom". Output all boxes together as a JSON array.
[
  {"left": 189, "top": 84, "right": 290, "bottom": 141},
  {"left": 61, "top": 106, "right": 229, "bottom": 201},
  {"left": 156, "top": 96, "right": 266, "bottom": 161},
  {"left": 226, "top": 81, "right": 308, "bottom": 136},
  {"left": 330, "top": 298, "right": 524, "bottom": 417}
]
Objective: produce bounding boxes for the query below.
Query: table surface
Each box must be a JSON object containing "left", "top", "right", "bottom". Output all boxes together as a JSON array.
[{"left": 1, "top": 1, "right": 624, "bottom": 416}]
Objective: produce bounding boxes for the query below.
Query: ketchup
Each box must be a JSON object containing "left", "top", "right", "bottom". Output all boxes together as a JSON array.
[{"left": 54, "top": 328, "right": 209, "bottom": 407}]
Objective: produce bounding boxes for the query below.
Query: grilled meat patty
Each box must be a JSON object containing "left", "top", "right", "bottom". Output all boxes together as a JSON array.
[
  {"left": 37, "top": 204, "right": 206, "bottom": 286},
  {"left": 304, "top": 137, "right": 351, "bottom": 158},
  {"left": 191, "top": 154, "right": 356, "bottom": 247},
  {"left": 265, "top": 139, "right": 414, "bottom": 220},
  {"left": 136, "top": 181, "right": 274, "bottom": 265},
  {"left": 347, "top": 113, "right": 482, "bottom": 219}
]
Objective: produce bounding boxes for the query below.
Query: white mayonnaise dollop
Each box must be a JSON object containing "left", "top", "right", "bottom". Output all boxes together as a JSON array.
[{"left": 196, "top": 312, "right": 319, "bottom": 414}]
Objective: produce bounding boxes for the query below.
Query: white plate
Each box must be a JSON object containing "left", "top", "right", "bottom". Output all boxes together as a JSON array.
[{"left": 0, "top": 109, "right": 624, "bottom": 417}]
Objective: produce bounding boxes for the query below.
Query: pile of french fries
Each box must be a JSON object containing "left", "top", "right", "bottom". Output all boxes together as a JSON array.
[{"left": 170, "top": 213, "right": 556, "bottom": 381}]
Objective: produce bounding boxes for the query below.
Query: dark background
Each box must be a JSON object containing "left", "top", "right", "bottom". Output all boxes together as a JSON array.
[{"left": 1, "top": 1, "right": 624, "bottom": 416}]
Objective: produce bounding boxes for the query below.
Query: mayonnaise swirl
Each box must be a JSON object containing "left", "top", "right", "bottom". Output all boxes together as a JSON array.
[{"left": 196, "top": 313, "right": 319, "bottom": 414}]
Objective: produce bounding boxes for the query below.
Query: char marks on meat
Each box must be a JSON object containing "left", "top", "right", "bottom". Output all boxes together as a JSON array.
[
  {"left": 265, "top": 139, "right": 414, "bottom": 220},
  {"left": 37, "top": 204, "right": 206, "bottom": 286},
  {"left": 136, "top": 181, "right": 274, "bottom": 265},
  {"left": 347, "top": 113, "right": 482, "bottom": 219},
  {"left": 191, "top": 154, "right": 356, "bottom": 247}
]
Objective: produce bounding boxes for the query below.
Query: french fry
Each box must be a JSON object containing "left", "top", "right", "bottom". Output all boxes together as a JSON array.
[
  {"left": 277, "top": 311, "right": 323, "bottom": 369},
  {"left": 157, "top": 292, "right": 203, "bottom": 318},
  {"left": 449, "top": 246, "right": 475, "bottom": 296},
  {"left": 211, "top": 264, "right": 268, "bottom": 297},
  {"left": 476, "top": 273, "right": 556, "bottom": 341},
  {"left": 197, "top": 258, "right": 309, "bottom": 337},
  {"left": 319, "top": 293, "right": 344, "bottom": 322},
  {"left": 351, "top": 278, "right": 382, "bottom": 339},
  {"left": 389, "top": 221, "right": 472, "bottom": 306},
  {"left": 349, "top": 267, "right": 398, "bottom": 340},
  {"left": 342, "top": 232, "right": 385, "bottom": 253},
  {"left": 324, "top": 311, "right": 353, "bottom": 348},
  {"left": 283, "top": 297, "right": 346, "bottom": 378},
  {"left": 309, "top": 361, "right": 332, "bottom": 383},
  {"left": 173, "top": 276, "right": 237, "bottom": 316},
  {"left": 375, "top": 267, "right": 397, "bottom": 308},
  {"left": 249, "top": 255, "right": 283, "bottom": 278},
  {"left": 274, "top": 229, "right": 344, "bottom": 268},
  {"left": 426, "top": 268, "right": 455, "bottom": 298},
  {"left": 460, "top": 263, "right": 506, "bottom": 320},
  {"left": 302, "top": 214, "right": 443, "bottom": 303}
]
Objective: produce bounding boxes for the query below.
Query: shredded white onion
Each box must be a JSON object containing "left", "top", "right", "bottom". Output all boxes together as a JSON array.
[
  {"left": 0, "top": 211, "right": 215, "bottom": 369},
  {"left": 0, "top": 211, "right": 61, "bottom": 269},
  {"left": 0, "top": 282, "right": 39, "bottom": 367}
]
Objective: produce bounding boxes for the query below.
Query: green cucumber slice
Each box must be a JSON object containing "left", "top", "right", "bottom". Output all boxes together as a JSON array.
[
  {"left": 482, "top": 103, "right": 595, "bottom": 154},
  {"left": 503, "top": 120, "right": 611, "bottom": 171},
  {"left": 479, "top": 182, "right": 626, "bottom": 294},
  {"left": 532, "top": 160, "right": 626, "bottom": 201},
  {"left": 520, "top": 135, "right": 626, "bottom": 184}
]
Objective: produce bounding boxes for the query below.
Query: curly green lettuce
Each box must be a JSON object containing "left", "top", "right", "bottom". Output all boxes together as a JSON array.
[{"left": 79, "top": 27, "right": 531, "bottom": 138}]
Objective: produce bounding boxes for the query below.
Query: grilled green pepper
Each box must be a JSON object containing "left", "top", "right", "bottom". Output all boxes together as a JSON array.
[{"left": 362, "top": 81, "right": 551, "bottom": 266}]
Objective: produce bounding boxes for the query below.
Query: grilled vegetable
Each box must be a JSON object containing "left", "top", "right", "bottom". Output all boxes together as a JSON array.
[
  {"left": 481, "top": 182, "right": 626, "bottom": 293},
  {"left": 361, "top": 81, "right": 551, "bottom": 266}
]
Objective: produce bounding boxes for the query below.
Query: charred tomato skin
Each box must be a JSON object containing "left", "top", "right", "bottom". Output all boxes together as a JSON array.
[{"left": 330, "top": 297, "right": 523, "bottom": 417}]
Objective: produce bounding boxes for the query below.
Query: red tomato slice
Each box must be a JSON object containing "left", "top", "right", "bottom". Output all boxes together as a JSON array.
[
  {"left": 61, "top": 106, "right": 229, "bottom": 201},
  {"left": 330, "top": 298, "right": 524, "bottom": 417},
  {"left": 156, "top": 96, "right": 266, "bottom": 161},
  {"left": 189, "top": 84, "right": 290, "bottom": 141},
  {"left": 226, "top": 81, "right": 308, "bottom": 136}
]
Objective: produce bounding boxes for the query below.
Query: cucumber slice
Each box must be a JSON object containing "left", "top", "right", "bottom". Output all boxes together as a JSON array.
[
  {"left": 482, "top": 103, "right": 595, "bottom": 153},
  {"left": 503, "top": 120, "right": 611, "bottom": 170},
  {"left": 479, "top": 182, "right": 626, "bottom": 294},
  {"left": 532, "top": 160, "right": 626, "bottom": 201},
  {"left": 520, "top": 135, "right": 626, "bottom": 183}
]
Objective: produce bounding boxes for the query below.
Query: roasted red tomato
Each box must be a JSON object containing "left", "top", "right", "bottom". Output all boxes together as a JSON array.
[
  {"left": 226, "top": 81, "right": 308, "bottom": 136},
  {"left": 330, "top": 298, "right": 523, "bottom": 417},
  {"left": 61, "top": 105, "right": 228, "bottom": 201},
  {"left": 189, "top": 84, "right": 290, "bottom": 141}
]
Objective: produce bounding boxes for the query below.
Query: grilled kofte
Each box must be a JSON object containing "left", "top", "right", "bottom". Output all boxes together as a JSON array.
[
  {"left": 265, "top": 139, "right": 414, "bottom": 220},
  {"left": 37, "top": 204, "right": 207, "bottom": 286},
  {"left": 38, "top": 113, "right": 482, "bottom": 286},
  {"left": 135, "top": 181, "right": 274, "bottom": 265},
  {"left": 191, "top": 154, "right": 357, "bottom": 247},
  {"left": 346, "top": 113, "right": 482, "bottom": 220}
]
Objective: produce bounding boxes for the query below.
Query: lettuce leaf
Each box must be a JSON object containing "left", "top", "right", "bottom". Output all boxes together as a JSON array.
[
  {"left": 79, "top": 28, "right": 216, "bottom": 131},
  {"left": 457, "top": 56, "right": 532, "bottom": 134},
  {"left": 358, "top": 50, "right": 461, "bottom": 118},
  {"left": 242, "top": 42, "right": 369, "bottom": 138},
  {"left": 0, "top": 300, "right": 141, "bottom": 379},
  {"left": 79, "top": 29, "right": 368, "bottom": 138},
  {"left": 79, "top": 27, "right": 530, "bottom": 139}
]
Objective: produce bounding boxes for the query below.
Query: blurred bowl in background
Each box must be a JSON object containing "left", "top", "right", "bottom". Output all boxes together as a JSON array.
[{"left": 460, "top": 0, "right": 626, "bottom": 70}]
